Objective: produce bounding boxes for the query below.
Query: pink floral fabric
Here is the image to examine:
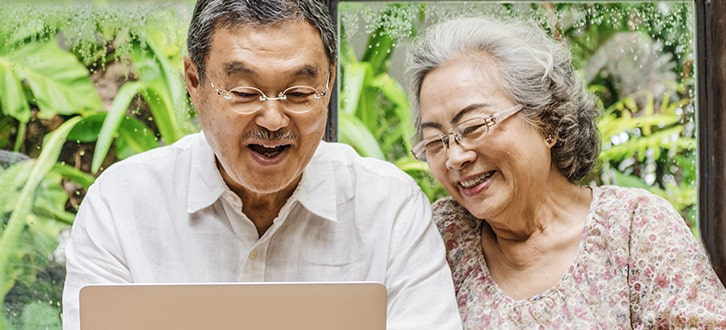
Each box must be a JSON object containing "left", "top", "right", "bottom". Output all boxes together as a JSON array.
[{"left": 433, "top": 185, "right": 726, "bottom": 329}]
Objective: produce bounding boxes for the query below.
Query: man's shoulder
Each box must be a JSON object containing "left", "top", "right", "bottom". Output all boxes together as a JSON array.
[{"left": 93, "top": 133, "right": 204, "bottom": 186}]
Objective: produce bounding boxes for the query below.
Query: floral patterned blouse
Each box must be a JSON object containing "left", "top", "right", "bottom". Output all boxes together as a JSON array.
[{"left": 433, "top": 185, "right": 726, "bottom": 329}]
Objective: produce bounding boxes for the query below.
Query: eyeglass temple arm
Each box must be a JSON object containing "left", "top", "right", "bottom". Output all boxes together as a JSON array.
[{"left": 493, "top": 105, "right": 523, "bottom": 122}]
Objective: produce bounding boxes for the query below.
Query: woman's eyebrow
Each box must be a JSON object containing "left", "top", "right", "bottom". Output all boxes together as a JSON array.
[
  {"left": 420, "top": 103, "right": 491, "bottom": 130},
  {"left": 450, "top": 103, "right": 490, "bottom": 124}
]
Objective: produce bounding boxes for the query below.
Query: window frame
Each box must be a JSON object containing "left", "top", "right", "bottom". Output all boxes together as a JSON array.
[{"left": 326, "top": 0, "right": 726, "bottom": 285}]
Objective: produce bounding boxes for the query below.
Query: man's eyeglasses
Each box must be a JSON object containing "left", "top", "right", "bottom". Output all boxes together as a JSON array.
[
  {"left": 210, "top": 72, "right": 330, "bottom": 114},
  {"left": 411, "top": 105, "right": 523, "bottom": 162}
]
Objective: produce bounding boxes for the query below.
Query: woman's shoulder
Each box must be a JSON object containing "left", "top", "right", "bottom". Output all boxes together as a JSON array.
[
  {"left": 589, "top": 185, "right": 688, "bottom": 240},
  {"left": 432, "top": 196, "right": 476, "bottom": 235},
  {"left": 591, "top": 185, "right": 678, "bottom": 218},
  {"left": 431, "top": 196, "right": 483, "bottom": 278}
]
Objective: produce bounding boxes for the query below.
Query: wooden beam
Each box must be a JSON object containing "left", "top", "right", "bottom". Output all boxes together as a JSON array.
[
  {"left": 325, "top": 0, "right": 339, "bottom": 142},
  {"left": 696, "top": 0, "right": 726, "bottom": 285}
]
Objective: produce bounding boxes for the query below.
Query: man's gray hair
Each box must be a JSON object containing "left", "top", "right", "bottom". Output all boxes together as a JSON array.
[
  {"left": 187, "top": 0, "right": 337, "bottom": 82},
  {"left": 406, "top": 16, "right": 600, "bottom": 182}
]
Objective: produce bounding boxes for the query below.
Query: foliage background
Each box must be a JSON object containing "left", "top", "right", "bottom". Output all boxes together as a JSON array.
[{"left": 0, "top": 1, "right": 696, "bottom": 328}]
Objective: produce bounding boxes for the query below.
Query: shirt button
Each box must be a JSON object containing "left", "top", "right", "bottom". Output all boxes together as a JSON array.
[{"left": 249, "top": 250, "right": 257, "bottom": 260}]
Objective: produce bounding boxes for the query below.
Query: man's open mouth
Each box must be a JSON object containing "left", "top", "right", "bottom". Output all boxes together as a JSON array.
[{"left": 249, "top": 143, "right": 291, "bottom": 158}]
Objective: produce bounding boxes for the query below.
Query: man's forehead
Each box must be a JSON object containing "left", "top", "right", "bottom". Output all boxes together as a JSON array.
[
  {"left": 222, "top": 61, "right": 323, "bottom": 78},
  {"left": 207, "top": 21, "right": 330, "bottom": 73}
]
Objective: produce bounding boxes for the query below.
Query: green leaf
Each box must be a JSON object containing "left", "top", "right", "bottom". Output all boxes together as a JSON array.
[
  {"left": 338, "top": 112, "right": 385, "bottom": 159},
  {"left": 0, "top": 115, "right": 81, "bottom": 298},
  {"left": 31, "top": 171, "right": 74, "bottom": 225},
  {"left": 341, "top": 62, "right": 373, "bottom": 116},
  {"left": 0, "top": 59, "right": 31, "bottom": 122},
  {"left": 0, "top": 160, "right": 33, "bottom": 214},
  {"left": 92, "top": 81, "right": 145, "bottom": 173},
  {"left": 141, "top": 84, "right": 182, "bottom": 144},
  {"left": 68, "top": 112, "right": 107, "bottom": 143},
  {"left": 371, "top": 73, "right": 414, "bottom": 151},
  {"left": 20, "top": 300, "right": 61, "bottom": 330},
  {"left": 51, "top": 163, "right": 95, "bottom": 189},
  {"left": 7, "top": 40, "right": 102, "bottom": 118},
  {"left": 115, "top": 116, "right": 159, "bottom": 159},
  {"left": 131, "top": 40, "right": 191, "bottom": 144}
]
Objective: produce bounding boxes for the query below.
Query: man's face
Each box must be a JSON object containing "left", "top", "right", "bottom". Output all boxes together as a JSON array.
[{"left": 185, "top": 20, "right": 334, "bottom": 197}]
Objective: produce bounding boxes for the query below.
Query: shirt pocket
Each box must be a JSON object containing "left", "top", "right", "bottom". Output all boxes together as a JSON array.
[{"left": 272, "top": 214, "right": 367, "bottom": 281}]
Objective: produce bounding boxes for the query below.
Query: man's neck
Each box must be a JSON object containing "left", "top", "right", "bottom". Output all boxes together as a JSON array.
[
  {"left": 236, "top": 182, "right": 298, "bottom": 237},
  {"left": 217, "top": 161, "right": 302, "bottom": 238}
]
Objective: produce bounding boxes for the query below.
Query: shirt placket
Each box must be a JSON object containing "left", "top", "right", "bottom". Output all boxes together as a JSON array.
[{"left": 237, "top": 198, "right": 298, "bottom": 282}]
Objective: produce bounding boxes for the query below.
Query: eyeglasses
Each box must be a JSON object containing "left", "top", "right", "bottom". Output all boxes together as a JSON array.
[
  {"left": 210, "top": 72, "right": 330, "bottom": 114},
  {"left": 411, "top": 104, "right": 523, "bottom": 162}
]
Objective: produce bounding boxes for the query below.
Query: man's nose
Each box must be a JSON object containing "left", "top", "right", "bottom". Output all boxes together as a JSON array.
[{"left": 254, "top": 100, "right": 290, "bottom": 132}]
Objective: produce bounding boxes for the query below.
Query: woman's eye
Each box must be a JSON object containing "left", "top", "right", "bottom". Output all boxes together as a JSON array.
[
  {"left": 425, "top": 139, "right": 445, "bottom": 151},
  {"left": 460, "top": 123, "right": 487, "bottom": 137}
]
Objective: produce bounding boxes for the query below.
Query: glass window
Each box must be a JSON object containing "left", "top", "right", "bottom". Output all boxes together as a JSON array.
[
  {"left": 0, "top": 0, "right": 714, "bottom": 327},
  {"left": 338, "top": 1, "right": 698, "bottom": 231}
]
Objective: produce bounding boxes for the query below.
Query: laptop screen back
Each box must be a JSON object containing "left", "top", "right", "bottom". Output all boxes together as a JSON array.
[{"left": 79, "top": 282, "right": 386, "bottom": 330}]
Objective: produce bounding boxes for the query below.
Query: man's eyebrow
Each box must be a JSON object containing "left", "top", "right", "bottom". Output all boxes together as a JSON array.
[
  {"left": 293, "top": 65, "right": 319, "bottom": 78},
  {"left": 223, "top": 62, "right": 254, "bottom": 76},
  {"left": 420, "top": 103, "right": 491, "bottom": 131},
  {"left": 222, "top": 62, "right": 320, "bottom": 78}
]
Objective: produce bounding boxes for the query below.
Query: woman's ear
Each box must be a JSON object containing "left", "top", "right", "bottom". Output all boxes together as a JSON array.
[{"left": 545, "top": 134, "right": 557, "bottom": 148}]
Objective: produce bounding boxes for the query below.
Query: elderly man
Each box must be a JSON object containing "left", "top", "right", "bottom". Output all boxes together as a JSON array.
[{"left": 61, "top": 0, "right": 461, "bottom": 329}]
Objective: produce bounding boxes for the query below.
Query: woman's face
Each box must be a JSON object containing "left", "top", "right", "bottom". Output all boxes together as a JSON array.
[{"left": 418, "top": 56, "right": 553, "bottom": 219}]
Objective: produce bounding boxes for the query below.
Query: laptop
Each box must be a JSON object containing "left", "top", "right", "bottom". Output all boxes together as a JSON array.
[{"left": 79, "top": 281, "right": 387, "bottom": 330}]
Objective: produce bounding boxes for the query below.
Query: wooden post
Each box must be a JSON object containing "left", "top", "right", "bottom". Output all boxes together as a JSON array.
[
  {"left": 325, "top": 0, "right": 339, "bottom": 142},
  {"left": 696, "top": 0, "right": 726, "bottom": 286}
]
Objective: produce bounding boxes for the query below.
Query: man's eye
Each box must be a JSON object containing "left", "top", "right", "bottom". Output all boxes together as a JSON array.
[
  {"left": 229, "top": 89, "right": 260, "bottom": 102},
  {"left": 285, "top": 88, "right": 316, "bottom": 102}
]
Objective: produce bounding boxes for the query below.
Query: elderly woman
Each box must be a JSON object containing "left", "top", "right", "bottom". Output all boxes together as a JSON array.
[{"left": 406, "top": 16, "right": 726, "bottom": 328}]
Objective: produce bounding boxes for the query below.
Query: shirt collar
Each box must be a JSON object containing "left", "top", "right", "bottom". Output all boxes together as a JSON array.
[
  {"left": 186, "top": 136, "right": 338, "bottom": 223},
  {"left": 291, "top": 141, "right": 338, "bottom": 222},
  {"left": 186, "top": 133, "right": 227, "bottom": 213}
]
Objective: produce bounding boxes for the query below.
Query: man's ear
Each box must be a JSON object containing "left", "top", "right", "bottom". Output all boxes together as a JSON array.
[
  {"left": 329, "top": 62, "right": 337, "bottom": 86},
  {"left": 184, "top": 55, "right": 201, "bottom": 101}
]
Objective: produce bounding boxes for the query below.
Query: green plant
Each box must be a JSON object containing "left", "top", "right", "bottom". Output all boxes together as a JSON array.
[
  {"left": 338, "top": 2, "right": 696, "bottom": 216},
  {"left": 595, "top": 88, "right": 697, "bottom": 230},
  {"left": 0, "top": 116, "right": 82, "bottom": 328},
  {"left": 339, "top": 3, "right": 447, "bottom": 201},
  {"left": 0, "top": 3, "right": 197, "bottom": 327}
]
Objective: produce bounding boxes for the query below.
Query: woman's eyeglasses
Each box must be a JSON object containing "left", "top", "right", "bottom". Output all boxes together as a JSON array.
[{"left": 411, "top": 105, "right": 523, "bottom": 162}]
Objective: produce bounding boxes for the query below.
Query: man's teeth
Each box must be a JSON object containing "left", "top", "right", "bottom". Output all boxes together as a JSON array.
[
  {"left": 250, "top": 144, "right": 289, "bottom": 158},
  {"left": 459, "top": 171, "right": 494, "bottom": 188}
]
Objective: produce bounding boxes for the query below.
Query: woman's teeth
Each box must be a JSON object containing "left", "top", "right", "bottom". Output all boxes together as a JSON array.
[{"left": 459, "top": 171, "right": 495, "bottom": 188}]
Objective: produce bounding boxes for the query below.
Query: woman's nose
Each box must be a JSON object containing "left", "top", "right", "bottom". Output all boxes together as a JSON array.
[{"left": 444, "top": 140, "right": 475, "bottom": 170}]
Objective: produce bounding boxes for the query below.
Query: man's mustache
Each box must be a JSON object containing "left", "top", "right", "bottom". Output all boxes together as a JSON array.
[{"left": 244, "top": 128, "right": 296, "bottom": 141}]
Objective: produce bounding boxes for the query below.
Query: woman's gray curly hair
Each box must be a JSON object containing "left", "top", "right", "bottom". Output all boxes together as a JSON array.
[{"left": 406, "top": 16, "right": 601, "bottom": 182}]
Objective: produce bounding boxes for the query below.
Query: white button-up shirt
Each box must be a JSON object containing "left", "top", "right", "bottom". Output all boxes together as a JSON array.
[{"left": 62, "top": 133, "right": 462, "bottom": 329}]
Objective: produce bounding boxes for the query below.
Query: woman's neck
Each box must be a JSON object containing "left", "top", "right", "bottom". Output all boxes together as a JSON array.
[{"left": 482, "top": 174, "right": 592, "bottom": 269}]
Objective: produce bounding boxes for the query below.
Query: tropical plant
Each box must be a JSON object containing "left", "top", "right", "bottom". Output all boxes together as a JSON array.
[
  {"left": 0, "top": 2, "right": 196, "bottom": 327},
  {"left": 339, "top": 3, "right": 447, "bottom": 201},
  {"left": 338, "top": 2, "right": 697, "bottom": 226}
]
